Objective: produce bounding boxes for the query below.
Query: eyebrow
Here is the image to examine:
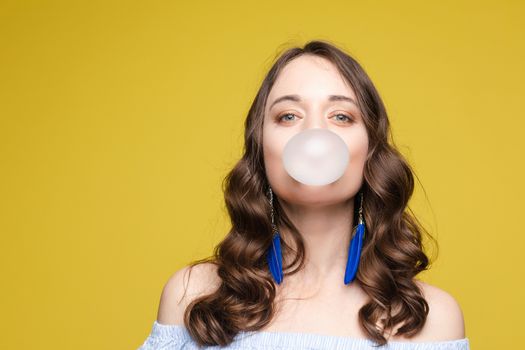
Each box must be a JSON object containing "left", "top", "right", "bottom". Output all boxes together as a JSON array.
[{"left": 268, "top": 94, "right": 357, "bottom": 110}]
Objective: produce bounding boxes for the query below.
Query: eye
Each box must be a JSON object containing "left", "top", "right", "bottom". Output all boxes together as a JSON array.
[
  {"left": 331, "top": 113, "right": 354, "bottom": 123},
  {"left": 276, "top": 112, "right": 355, "bottom": 124},
  {"left": 276, "top": 113, "right": 298, "bottom": 123}
]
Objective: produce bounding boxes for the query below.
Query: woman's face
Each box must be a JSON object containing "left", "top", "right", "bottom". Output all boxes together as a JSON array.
[{"left": 262, "top": 54, "right": 369, "bottom": 207}]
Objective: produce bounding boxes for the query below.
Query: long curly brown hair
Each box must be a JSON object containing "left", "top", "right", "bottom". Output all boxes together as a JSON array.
[{"left": 181, "top": 39, "right": 437, "bottom": 347}]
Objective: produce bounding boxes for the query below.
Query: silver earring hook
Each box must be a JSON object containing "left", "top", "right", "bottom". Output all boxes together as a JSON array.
[
  {"left": 268, "top": 186, "right": 277, "bottom": 233},
  {"left": 358, "top": 191, "right": 364, "bottom": 225}
]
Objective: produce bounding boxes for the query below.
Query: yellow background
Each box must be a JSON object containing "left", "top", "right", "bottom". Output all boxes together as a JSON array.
[{"left": 1, "top": 1, "right": 523, "bottom": 349}]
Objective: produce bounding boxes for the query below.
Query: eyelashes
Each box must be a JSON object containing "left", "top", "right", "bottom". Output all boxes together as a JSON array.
[{"left": 276, "top": 112, "right": 355, "bottom": 124}]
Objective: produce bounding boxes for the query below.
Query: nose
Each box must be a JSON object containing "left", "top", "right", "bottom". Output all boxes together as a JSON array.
[{"left": 301, "top": 109, "right": 329, "bottom": 131}]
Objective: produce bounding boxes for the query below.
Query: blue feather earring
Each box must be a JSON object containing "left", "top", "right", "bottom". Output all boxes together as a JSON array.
[
  {"left": 265, "top": 187, "right": 365, "bottom": 286},
  {"left": 266, "top": 186, "right": 283, "bottom": 284},
  {"left": 344, "top": 191, "right": 366, "bottom": 284}
]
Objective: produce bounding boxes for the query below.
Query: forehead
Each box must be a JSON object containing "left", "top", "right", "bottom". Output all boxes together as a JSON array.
[{"left": 267, "top": 55, "right": 356, "bottom": 103}]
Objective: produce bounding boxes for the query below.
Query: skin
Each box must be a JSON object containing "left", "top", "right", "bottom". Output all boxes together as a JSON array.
[
  {"left": 258, "top": 53, "right": 369, "bottom": 334},
  {"left": 262, "top": 54, "right": 368, "bottom": 291},
  {"left": 156, "top": 54, "right": 466, "bottom": 343}
]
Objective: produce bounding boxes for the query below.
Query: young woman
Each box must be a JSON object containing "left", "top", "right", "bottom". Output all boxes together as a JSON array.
[{"left": 138, "top": 40, "right": 469, "bottom": 349}]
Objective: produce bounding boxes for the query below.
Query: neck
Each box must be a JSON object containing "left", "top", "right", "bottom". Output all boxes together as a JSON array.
[{"left": 278, "top": 197, "right": 355, "bottom": 284}]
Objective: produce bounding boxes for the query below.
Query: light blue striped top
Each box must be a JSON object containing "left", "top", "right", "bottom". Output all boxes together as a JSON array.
[{"left": 137, "top": 321, "right": 470, "bottom": 350}]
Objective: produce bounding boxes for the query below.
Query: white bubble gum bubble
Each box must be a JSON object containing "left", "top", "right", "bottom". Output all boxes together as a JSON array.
[{"left": 282, "top": 128, "right": 350, "bottom": 186}]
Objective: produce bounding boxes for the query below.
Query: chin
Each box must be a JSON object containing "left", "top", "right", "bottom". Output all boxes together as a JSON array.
[{"left": 279, "top": 184, "right": 354, "bottom": 207}]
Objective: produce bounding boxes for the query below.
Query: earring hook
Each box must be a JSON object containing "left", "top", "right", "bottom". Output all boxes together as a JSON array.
[{"left": 268, "top": 186, "right": 278, "bottom": 233}]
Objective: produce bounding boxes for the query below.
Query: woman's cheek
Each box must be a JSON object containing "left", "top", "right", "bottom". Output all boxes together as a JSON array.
[{"left": 264, "top": 145, "right": 284, "bottom": 179}]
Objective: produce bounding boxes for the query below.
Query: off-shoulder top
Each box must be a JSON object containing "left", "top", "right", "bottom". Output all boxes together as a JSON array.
[{"left": 137, "top": 320, "right": 470, "bottom": 349}]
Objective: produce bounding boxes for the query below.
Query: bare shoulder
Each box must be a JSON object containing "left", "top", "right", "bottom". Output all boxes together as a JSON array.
[
  {"left": 156, "top": 262, "right": 221, "bottom": 325},
  {"left": 394, "top": 279, "right": 466, "bottom": 342}
]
